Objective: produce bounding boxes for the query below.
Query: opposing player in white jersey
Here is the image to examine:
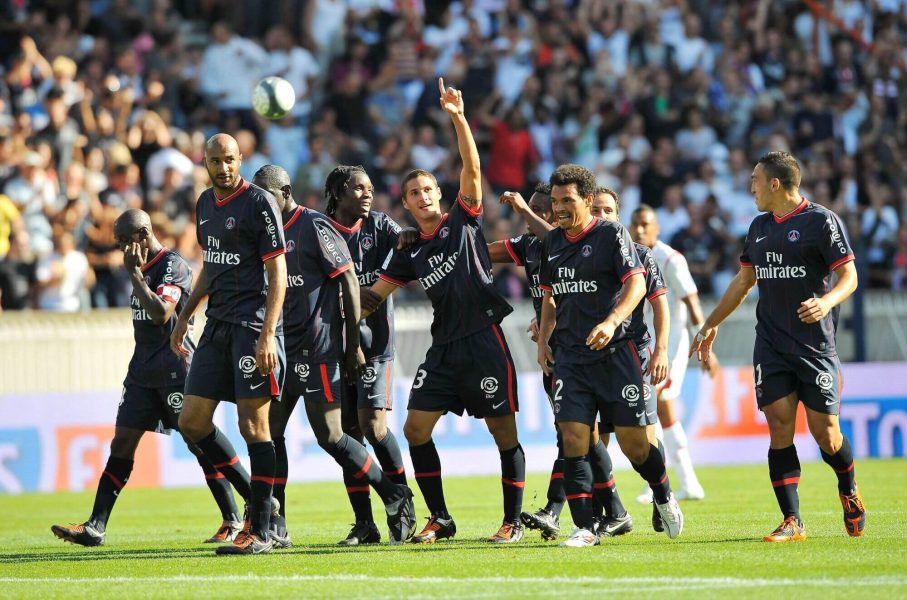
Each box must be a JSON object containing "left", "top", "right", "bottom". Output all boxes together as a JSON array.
[{"left": 630, "top": 204, "right": 716, "bottom": 501}]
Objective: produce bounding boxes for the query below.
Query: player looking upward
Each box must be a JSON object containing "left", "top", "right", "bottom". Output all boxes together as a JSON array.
[{"left": 690, "top": 151, "right": 864, "bottom": 541}]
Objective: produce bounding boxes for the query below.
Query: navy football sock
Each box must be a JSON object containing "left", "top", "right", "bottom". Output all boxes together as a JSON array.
[
  {"left": 193, "top": 447, "right": 241, "bottom": 522},
  {"left": 343, "top": 465, "right": 374, "bottom": 523},
  {"left": 372, "top": 430, "right": 408, "bottom": 486},
  {"left": 409, "top": 439, "right": 449, "bottom": 517},
  {"left": 821, "top": 436, "right": 856, "bottom": 495},
  {"left": 273, "top": 436, "right": 288, "bottom": 517},
  {"left": 321, "top": 434, "right": 401, "bottom": 504},
  {"left": 88, "top": 456, "right": 134, "bottom": 532},
  {"left": 500, "top": 444, "right": 525, "bottom": 524},
  {"left": 197, "top": 427, "right": 252, "bottom": 503},
  {"left": 545, "top": 431, "right": 566, "bottom": 517},
  {"left": 590, "top": 439, "right": 625, "bottom": 518},
  {"left": 768, "top": 445, "right": 801, "bottom": 521},
  {"left": 631, "top": 443, "right": 672, "bottom": 505},
  {"left": 564, "top": 455, "right": 594, "bottom": 530},
  {"left": 247, "top": 441, "right": 276, "bottom": 539}
]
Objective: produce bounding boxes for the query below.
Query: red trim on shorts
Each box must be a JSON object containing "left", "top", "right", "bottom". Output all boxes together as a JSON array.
[
  {"left": 213, "top": 456, "right": 240, "bottom": 469},
  {"left": 269, "top": 371, "right": 279, "bottom": 397},
  {"left": 273, "top": 477, "right": 288, "bottom": 485},
  {"left": 327, "top": 215, "right": 363, "bottom": 234},
  {"left": 384, "top": 466, "right": 405, "bottom": 476},
  {"left": 491, "top": 324, "right": 516, "bottom": 413},
  {"left": 550, "top": 472, "right": 564, "bottom": 481},
  {"left": 103, "top": 471, "right": 125, "bottom": 490},
  {"left": 646, "top": 288, "right": 667, "bottom": 301},
  {"left": 346, "top": 486, "right": 370, "bottom": 493},
  {"left": 503, "top": 239, "right": 522, "bottom": 265},
  {"left": 261, "top": 248, "right": 285, "bottom": 262},
  {"left": 629, "top": 343, "right": 644, "bottom": 377},
  {"left": 141, "top": 247, "right": 168, "bottom": 272},
  {"left": 457, "top": 192, "right": 483, "bottom": 217},
  {"left": 565, "top": 217, "right": 598, "bottom": 243},
  {"left": 593, "top": 479, "right": 615, "bottom": 489},
  {"left": 420, "top": 213, "right": 450, "bottom": 239},
  {"left": 282, "top": 206, "right": 303, "bottom": 230},
  {"left": 502, "top": 478, "right": 525, "bottom": 488},
  {"left": 320, "top": 364, "right": 334, "bottom": 403},
  {"left": 214, "top": 179, "right": 250, "bottom": 207},
  {"left": 773, "top": 198, "right": 808, "bottom": 223},
  {"left": 251, "top": 475, "right": 275, "bottom": 484},
  {"left": 329, "top": 262, "right": 352, "bottom": 279},
  {"left": 378, "top": 273, "right": 407, "bottom": 288},
  {"left": 353, "top": 455, "right": 373, "bottom": 479},
  {"left": 415, "top": 471, "right": 442, "bottom": 478},
  {"left": 772, "top": 476, "right": 801, "bottom": 488},
  {"left": 205, "top": 472, "right": 225, "bottom": 480},
  {"left": 830, "top": 255, "right": 855, "bottom": 271},
  {"left": 565, "top": 493, "right": 592, "bottom": 500},
  {"left": 621, "top": 267, "right": 645, "bottom": 283}
]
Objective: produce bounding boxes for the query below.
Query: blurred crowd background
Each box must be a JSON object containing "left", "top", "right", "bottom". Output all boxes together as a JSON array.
[{"left": 1, "top": 0, "right": 906, "bottom": 312}]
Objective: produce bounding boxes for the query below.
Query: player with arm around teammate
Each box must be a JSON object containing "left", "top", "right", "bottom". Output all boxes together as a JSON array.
[{"left": 690, "top": 151, "right": 863, "bottom": 541}]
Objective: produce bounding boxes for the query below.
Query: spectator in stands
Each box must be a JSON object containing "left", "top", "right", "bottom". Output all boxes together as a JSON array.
[{"left": 35, "top": 228, "right": 93, "bottom": 312}]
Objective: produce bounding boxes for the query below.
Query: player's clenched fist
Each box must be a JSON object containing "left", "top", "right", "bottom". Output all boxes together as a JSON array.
[
  {"left": 586, "top": 319, "right": 617, "bottom": 351},
  {"left": 170, "top": 318, "right": 191, "bottom": 357},
  {"left": 255, "top": 332, "right": 277, "bottom": 376}
]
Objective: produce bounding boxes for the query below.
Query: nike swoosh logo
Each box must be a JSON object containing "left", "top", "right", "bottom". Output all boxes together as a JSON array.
[
  {"left": 250, "top": 382, "right": 265, "bottom": 390},
  {"left": 367, "top": 394, "right": 384, "bottom": 399},
  {"left": 646, "top": 411, "right": 656, "bottom": 417},
  {"left": 635, "top": 411, "right": 645, "bottom": 418},
  {"left": 825, "top": 399, "right": 837, "bottom": 405},
  {"left": 548, "top": 254, "right": 561, "bottom": 261},
  {"left": 305, "top": 388, "right": 321, "bottom": 393},
  {"left": 492, "top": 400, "right": 506, "bottom": 409},
  {"left": 755, "top": 236, "right": 767, "bottom": 243},
  {"left": 410, "top": 248, "right": 422, "bottom": 258},
  {"left": 200, "top": 219, "right": 210, "bottom": 225}
]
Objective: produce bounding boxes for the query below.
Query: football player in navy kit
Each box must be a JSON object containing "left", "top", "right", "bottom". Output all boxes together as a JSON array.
[
  {"left": 51, "top": 209, "right": 242, "bottom": 547},
  {"left": 690, "top": 151, "right": 864, "bottom": 541},
  {"left": 252, "top": 165, "right": 415, "bottom": 547},
  {"left": 323, "top": 165, "right": 417, "bottom": 545},
  {"left": 171, "top": 134, "right": 287, "bottom": 555},
  {"left": 362, "top": 79, "right": 526, "bottom": 544},
  {"left": 537, "top": 164, "right": 682, "bottom": 547}
]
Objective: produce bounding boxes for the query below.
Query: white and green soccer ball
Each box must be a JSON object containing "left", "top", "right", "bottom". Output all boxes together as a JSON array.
[{"left": 252, "top": 76, "right": 296, "bottom": 120}]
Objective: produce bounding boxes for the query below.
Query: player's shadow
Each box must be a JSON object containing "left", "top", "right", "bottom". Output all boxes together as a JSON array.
[{"left": 0, "top": 546, "right": 216, "bottom": 564}]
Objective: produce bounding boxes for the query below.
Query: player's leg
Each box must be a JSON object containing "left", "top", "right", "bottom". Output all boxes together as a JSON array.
[
  {"left": 590, "top": 422, "right": 632, "bottom": 537},
  {"left": 404, "top": 408, "right": 456, "bottom": 543},
  {"left": 235, "top": 396, "right": 277, "bottom": 549},
  {"left": 485, "top": 413, "right": 526, "bottom": 543},
  {"left": 761, "top": 392, "right": 806, "bottom": 541},
  {"left": 658, "top": 349, "right": 704, "bottom": 500},
  {"left": 338, "top": 389, "right": 377, "bottom": 539},
  {"left": 520, "top": 374, "right": 564, "bottom": 540},
  {"left": 268, "top": 389, "right": 298, "bottom": 548},
  {"left": 359, "top": 361, "right": 408, "bottom": 486}
]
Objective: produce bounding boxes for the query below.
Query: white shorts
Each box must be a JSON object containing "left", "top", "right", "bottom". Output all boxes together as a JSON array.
[{"left": 656, "top": 349, "right": 689, "bottom": 402}]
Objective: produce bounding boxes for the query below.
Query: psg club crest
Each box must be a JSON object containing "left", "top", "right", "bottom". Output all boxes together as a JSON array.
[
  {"left": 225, "top": 217, "right": 236, "bottom": 230},
  {"left": 286, "top": 239, "right": 296, "bottom": 253},
  {"left": 360, "top": 235, "right": 374, "bottom": 251},
  {"left": 581, "top": 244, "right": 593, "bottom": 257},
  {"left": 787, "top": 230, "right": 800, "bottom": 242},
  {"left": 439, "top": 227, "right": 450, "bottom": 239}
]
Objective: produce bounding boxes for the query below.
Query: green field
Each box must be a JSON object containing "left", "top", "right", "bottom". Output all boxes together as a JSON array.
[{"left": 2, "top": 459, "right": 905, "bottom": 599}]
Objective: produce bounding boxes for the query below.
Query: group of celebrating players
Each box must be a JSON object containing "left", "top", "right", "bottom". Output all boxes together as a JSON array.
[{"left": 51, "top": 79, "right": 866, "bottom": 554}]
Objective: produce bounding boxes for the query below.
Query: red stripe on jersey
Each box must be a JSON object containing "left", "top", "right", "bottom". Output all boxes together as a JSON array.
[
  {"left": 420, "top": 213, "right": 450, "bottom": 239},
  {"left": 772, "top": 476, "right": 800, "bottom": 488},
  {"left": 329, "top": 262, "right": 352, "bottom": 279},
  {"left": 565, "top": 217, "right": 598, "bottom": 243},
  {"left": 320, "top": 364, "right": 335, "bottom": 403},
  {"left": 261, "top": 248, "right": 285, "bottom": 262},
  {"left": 141, "top": 247, "right": 168, "bottom": 272},
  {"left": 327, "top": 215, "right": 363, "bottom": 234},
  {"left": 491, "top": 324, "right": 516, "bottom": 413},
  {"left": 353, "top": 455, "right": 373, "bottom": 479},
  {"left": 773, "top": 198, "right": 809, "bottom": 223},
  {"left": 503, "top": 239, "right": 522, "bottom": 266},
  {"left": 457, "top": 192, "right": 483, "bottom": 217},
  {"left": 621, "top": 267, "right": 645, "bottom": 283},
  {"left": 378, "top": 273, "right": 407, "bottom": 288},
  {"left": 282, "top": 206, "right": 303, "bottom": 230},
  {"left": 740, "top": 261, "right": 753, "bottom": 268},
  {"left": 502, "top": 478, "right": 525, "bottom": 488},
  {"left": 539, "top": 284, "right": 552, "bottom": 292},
  {"left": 647, "top": 288, "right": 667, "bottom": 301},
  {"left": 269, "top": 371, "right": 279, "bottom": 397},
  {"left": 830, "top": 254, "right": 855, "bottom": 271},
  {"left": 213, "top": 456, "right": 240, "bottom": 469},
  {"left": 214, "top": 179, "right": 250, "bottom": 206}
]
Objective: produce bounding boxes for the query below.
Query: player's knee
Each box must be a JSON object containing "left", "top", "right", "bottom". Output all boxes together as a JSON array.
[
  {"left": 109, "top": 432, "right": 140, "bottom": 458},
  {"left": 361, "top": 419, "right": 387, "bottom": 445},
  {"left": 812, "top": 427, "right": 842, "bottom": 455},
  {"left": 178, "top": 413, "right": 205, "bottom": 442},
  {"left": 238, "top": 416, "right": 269, "bottom": 443},
  {"left": 560, "top": 429, "right": 588, "bottom": 456},
  {"left": 403, "top": 421, "right": 431, "bottom": 446}
]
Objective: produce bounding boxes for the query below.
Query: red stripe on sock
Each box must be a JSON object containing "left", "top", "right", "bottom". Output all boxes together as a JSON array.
[
  {"left": 593, "top": 479, "right": 615, "bottom": 489},
  {"left": 353, "top": 455, "right": 373, "bottom": 479},
  {"left": 415, "top": 471, "right": 441, "bottom": 478},
  {"left": 346, "top": 486, "right": 370, "bottom": 494},
  {"left": 213, "top": 456, "right": 239, "bottom": 469},
  {"left": 834, "top": 462, "right": 854, "bottom": 474},
  {"left": 502, "top": 478, "right": 525, "bottom": 488},
  {"left": 565, "top": 493, "right": 592, "bottom": 501},
  {"left": 204, "top": 472, "right": 225, "bottom": 480},
  {"left": 550, "top": 472, "right": 564, "bottom": 481},
  {"left": 273, "top": 477, "right": 288, "bottom": 484},
  {"left": 103, "top": 470, "right": 125, "bottom": 490},
  {"left": 383, "top": 466, "right": 405, "bottom": 475},
  {"left": 250, "top": 475, "right": 275, "bottom": 485},
  {"left": 772, "top": 476, "right": 801, "bottom": 488}
]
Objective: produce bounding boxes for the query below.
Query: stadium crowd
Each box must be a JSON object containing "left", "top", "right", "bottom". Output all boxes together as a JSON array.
[{"left": 1, "top": 0, "right": 906, "bottom": 311}]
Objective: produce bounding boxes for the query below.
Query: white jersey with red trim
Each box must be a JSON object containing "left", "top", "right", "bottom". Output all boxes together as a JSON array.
[{"left": 644, "top": 239, "right": 699, "bottom": 359}]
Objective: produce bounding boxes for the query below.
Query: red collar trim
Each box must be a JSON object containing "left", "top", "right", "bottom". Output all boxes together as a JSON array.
[
  {"left": 773, "top": 198, "right": 809, "bottom": 223},
  {"left": 214, "top": 179, "right": 249, "bottom": 207},
  {"left": 283, "top": 206, "right": 303, "bottom": 231},
  {"left": 420, "top": 213, "right": 450, "bottom": 239},
  {"left": 141, "top": 247, "right": 168, "bottom": 273},
  {"left": 565, "top": 217, "right": 598, "bottom": 243},
  {"left": 328, "top": 215, "right": 363, "bottom": 234}
]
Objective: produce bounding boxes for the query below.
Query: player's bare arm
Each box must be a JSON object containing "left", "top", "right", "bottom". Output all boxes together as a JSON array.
[
  {"left": 170, "top": 267, "right": 209, "bottom": 357},
  {"left": 682, "top": 292, "right": 719, "bottom": 375},
  {"left": 797, "top": 261, "right": 858, "bottom": 324},
  {"left": 439, "top": 77, "right": 481, "bottom": 208},
  {"left": 361, "top": 279, "right": 396, "bottom": 319},
  {"left": 689, "top": 267, "right": 756, "bottom": 363},
  {"left": 124, "top": 242, "right": 175, "bottom": 326},
  {"left": 487, "top": 241, "right": 515, "bottom": 263},
  {"left": 537, "top": 292, "right": 556, "bottom": 375},
  {"left": 338, "top": 267, "right": 367, "bottom": 381},
  {"left": 587, "top": 272, "right": 645, "bottom": 351},
  {"left": 256, "top": 254, "right": 287, "bottom": 376},
  {"left": 648, "top": 293, "right": 670, "bottom": 385},
  {"left": 500, "top": 191, "right": 554, "bottom": 239}
]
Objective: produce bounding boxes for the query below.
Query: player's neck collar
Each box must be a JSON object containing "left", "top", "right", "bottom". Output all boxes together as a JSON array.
[
  {"left": 772, "top": 196, "right": 809, "bottom": 223},
  {"left": 213, "top": 178, "right": 249, "bottom": 206},
  {"left": 141, "top": 246, "right": 168, "bottom": 272},
  {"left": 328, "top": 214, "right": 363, "bottom": 234},
  {"left": 565, "top": 216, "right": 598, "bottom": 243},
  {"left": 419, "top": 213, "right": 449, "bottom": 239},
  {"left": 283, "top": 206, "right": 303, "bottom": 230}
]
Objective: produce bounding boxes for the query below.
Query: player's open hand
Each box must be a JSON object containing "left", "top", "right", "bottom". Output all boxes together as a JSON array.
[
  {"left": 255, "top": 332, "right": 277, "bottom": 376},
  {"left": 586, "top": 320, "right": 617, "bottom": 351},
  {"left": 537, "top": 339, "right": 554, "bottom": 376},
  {"left": 648, "top": 346, "right": 669, "bottom": 385},
  {"left": 689, "top": 325, "right": 718, "bottom": 363},
  {"left": 360, "top": 287, "right": 383, "bottom": 315},
  {"left": 797, "top": 296, "right": 830, "bottom": 324},
  {"left": 438, "top": 78, "right": 464, "bottom": 116},
  {"left": 397, "top": 227, "right": 420, "bottom": 251},
  {"left": 500, "top": 191, "right": 529, "bottom": 213},
  {"left": 123, "top": 242, "right": 148, "bottom": 274},
  {"left": 527, "top": 318, "right": 540, "bottom": 343},
  {"left": 345, "top": 346, "right": 367, "bottom": 383},
  {"left": 170, "top": 318, "right": 191, "bottom": 358}
]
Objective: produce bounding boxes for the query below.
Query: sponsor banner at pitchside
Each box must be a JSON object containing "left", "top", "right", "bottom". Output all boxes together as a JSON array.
[{"left": 0, "top": 363, "right": 904, "bottom": 493}]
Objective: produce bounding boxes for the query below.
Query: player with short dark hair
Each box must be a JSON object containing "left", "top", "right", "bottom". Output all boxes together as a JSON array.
[
  {"left": 362, "top": 79, "right": 526, "bottom": 544},
  {"left": 171, "top": 133, "right": 287, "bottom": 555},
  {"left": 537, "top": 164, "right": 683, "bottom": 547},
  {"left": 253, "top": 164, "right": 415, "bottom": 547},
  {"left": 322, "top": 164, "right": 416, "bottom": 545},
  {"left": 51, "top": 209, "right": 243, "bottom": 547},
  {"left": 690, "top": 151, "right": 864, "bottom": 541}
]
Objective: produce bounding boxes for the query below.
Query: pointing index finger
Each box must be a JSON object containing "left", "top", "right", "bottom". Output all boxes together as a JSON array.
[{"left": 438, "top": 77, "right": 445, "bottom": 96}]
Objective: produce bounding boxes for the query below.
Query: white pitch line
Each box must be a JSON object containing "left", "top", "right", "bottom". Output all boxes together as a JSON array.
[{"left": 1, "top": 575, "right": 906, "bottom": 587}]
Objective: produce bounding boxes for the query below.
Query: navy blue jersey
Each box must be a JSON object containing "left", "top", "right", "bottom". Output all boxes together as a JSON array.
[
  {"left": 328, "top": 211, "right": 400, "bottom": 362},
  {"left": 282, "top": 207, "right": 354, "bottom": 362},
  {"left": 539, "top": 218, "right": 644, "bottom": 364},
  {"left": 379, "top": 195, "right": 513, "bottom": 344},
  {"left": 627, "top": 243, "right": 667, "bottom": 347},
  {"left": 195, "top": 179, "right": 286, "bottom": 332},
  {"left": 504, "top": 233, "right": 544, "bottom": 322},
  {"left": 740, "top": 199, "right": 854, "bottom": 357},
  {"left": 126, "top": 248, "right": 194, "bottom": 387}
]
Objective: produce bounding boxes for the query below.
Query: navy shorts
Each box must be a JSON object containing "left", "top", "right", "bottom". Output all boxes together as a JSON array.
[
  {"left": 753, "top": 339, "right": 842, "bottom": 415},
  {"left": 598, "top": 342, "right": 653, "bottom": 434},
  {"left": 408, "top": 324, "right": 519, "bottom": 419},
  {"left": 116, "top": 382, "right": 185, "bottom": 434},
  {"left": 185, "top": 318, "right": 285, "bottom": 403},
  {"left": 285, "top": 360, "right": 344, "bottom": 407},
  {"left": 344, "top": 359, "right": 394, "bottom": 411},
  {"left": 553, "top": 341, "right": 653, "bottom": 428}
]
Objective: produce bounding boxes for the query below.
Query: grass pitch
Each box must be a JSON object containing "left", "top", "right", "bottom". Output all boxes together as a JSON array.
[{"left": 1, "top": 459, "right": 905, "bottom": 599}]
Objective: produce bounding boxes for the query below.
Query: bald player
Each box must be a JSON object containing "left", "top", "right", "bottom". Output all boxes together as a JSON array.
[
  {"left": 52, "top": 209, "right": 242, "bottom": 547},
  {"left": 172, "top": 133, "right": 288, "bottom": 555}
]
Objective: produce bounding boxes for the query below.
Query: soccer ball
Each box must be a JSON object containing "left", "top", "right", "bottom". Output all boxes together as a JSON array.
[{"left": 252, "top": 76, "right": 296, "bottom": 120}]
